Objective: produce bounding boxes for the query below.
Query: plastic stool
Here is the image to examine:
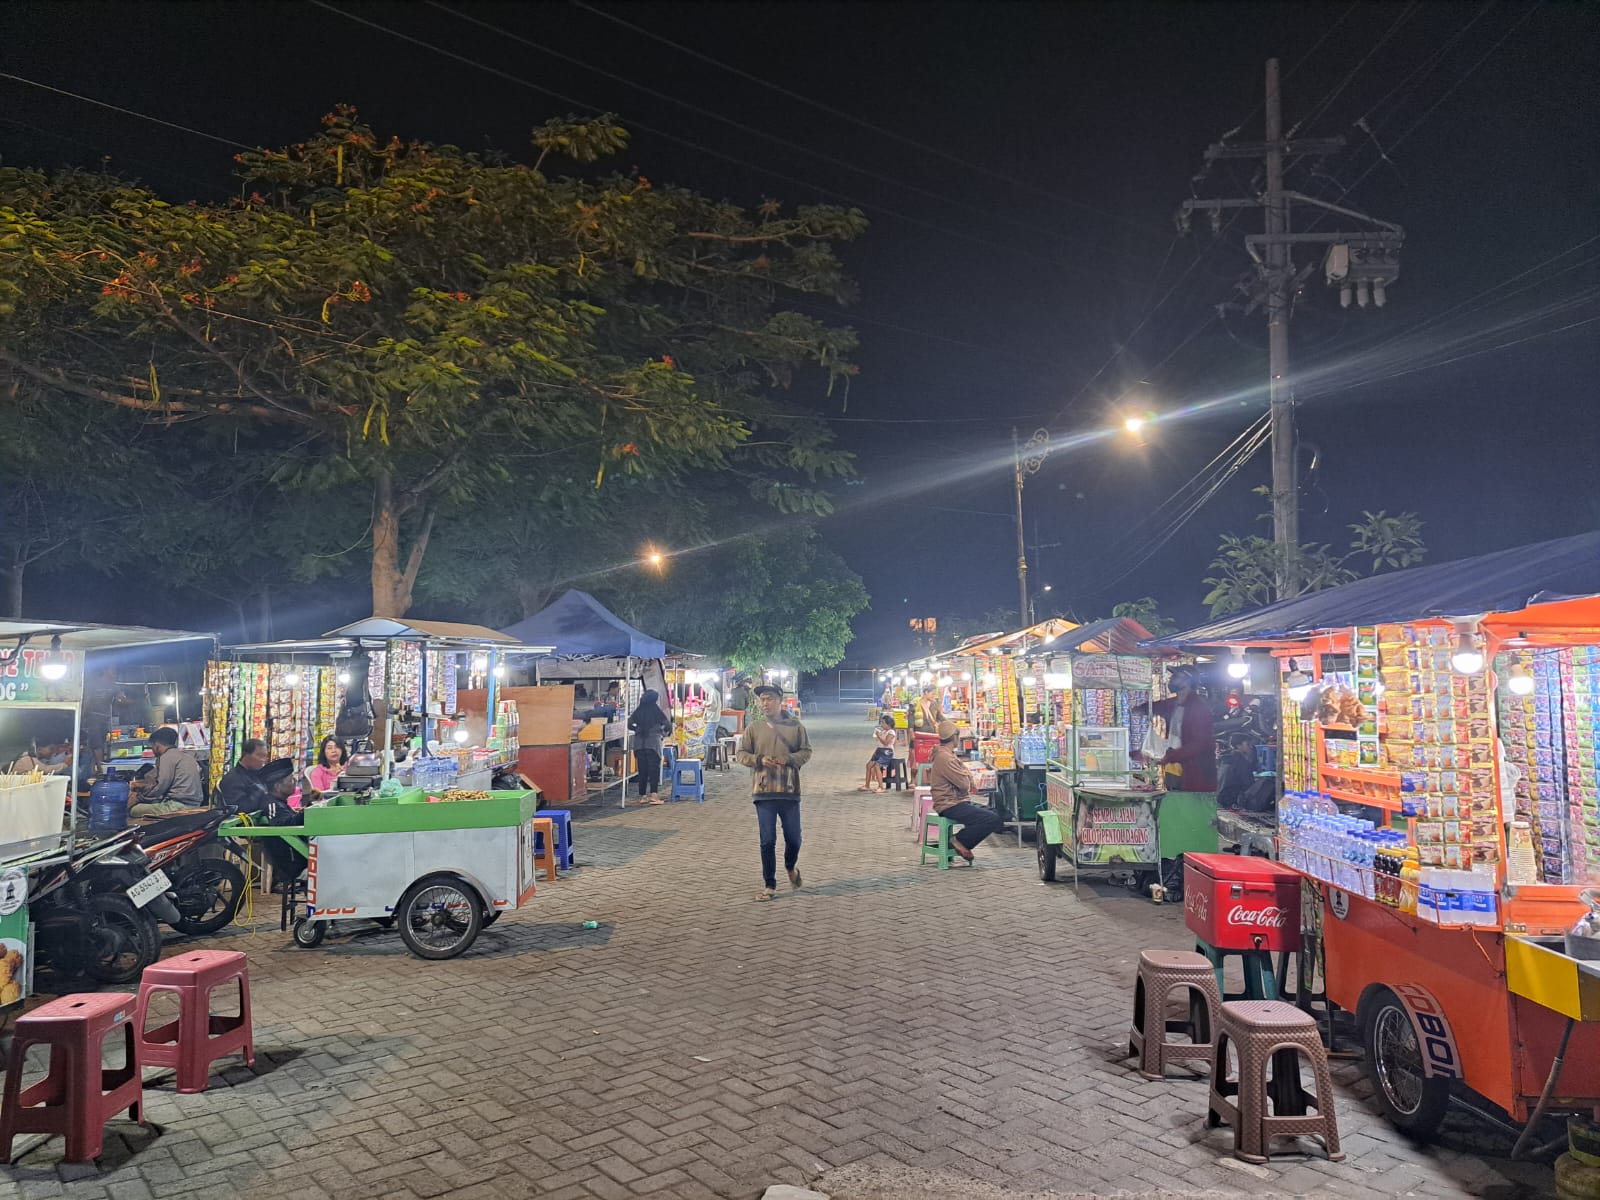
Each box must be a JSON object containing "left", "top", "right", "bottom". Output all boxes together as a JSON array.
[
  {"left": 537, "top": 808, "right": 574, "bottom": 869},
  {"left": 531, "top": 817, "right": 559, "bottom": 881},
  {"left": 1196, "top": 937, "right": 1278, "bottom": 1001},
  {"left": 1, "top": 992, "right": 145, "bottom": 1163},
  {"left": 916, "top": 762, "right": 932, "bottom": 788},
  {"left": 920, "top": 813, "right": 964, "bottom": 869},
  {"left": 718, "top": 736, "right": 737, "bottom": 771},
  {"left": 1127, "top": 949, "right": 1223, "bottom": 1080},
  {"left": 1207, "top": 1000, "right": 1343, "bottom": 1163},
  {"left": 135, "top": 949, "right": 254, "bottom": 1095},
  {"left": 670, "top": 758, "right": 705, "bottom": 803},
  {"left": 882, "top": 759, "right": 908, "bottom": 791},
  {"left": 662, "top": 745, "right": 677, "bottom": 776},
  {"left": 911, "top": 789, "right": 936, "bottom": 842},
  {"left": 909, "top": 784, "right": 932, "bottom": 830}
]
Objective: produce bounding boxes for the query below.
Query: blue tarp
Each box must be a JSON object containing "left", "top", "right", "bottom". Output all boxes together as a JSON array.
[
  {"left": 1152, "top": 531, "right": 1600, "bottom": 647},
  {"left": 501, "top": 589, "right": 667, "bottom": 659}
]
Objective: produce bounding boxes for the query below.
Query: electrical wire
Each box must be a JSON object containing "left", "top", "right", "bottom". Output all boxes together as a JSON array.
[
  {"left": 0, "top": 71, "right": 252, "bottom": 150},
  {"left": 309, "top": 1, "right": 1147, "bottom": 286},
  {"left": 1351, "top": 1, "right": 1498, "bottom": 133},
  {"left": 425, "top": 2, "right": 1160, "bottom": 268},
  {"left": 1289, "top": 2, "right": 1419, "bottom": 137},
  {"left": 566, "top": 0, "right": 1161, "bottom": 237}
]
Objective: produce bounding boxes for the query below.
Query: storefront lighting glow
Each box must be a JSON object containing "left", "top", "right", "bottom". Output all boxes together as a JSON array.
[
  {"left": 1450, "top": 626, "right": 1484, "bottom": 674},
  {"left": 938, "top": 675, "right": 952, "bottom": 686},
  {"left": 492, "top": 664, "right": 505, "bottom": 678},
  {"left": 452, "top": 727, "right": 470, "bottom": 744},
  {"left": 1043, "top": 672, "right": 1071, "bottom": 688},
  {"left": 1227, "top": 647, "right": 1249, "bottom": 679},
  {"left": 983, "top": 672, "right": 998, "bottom": 687},
  {"left": 920, "top": 671, "right": 933, "bottom": 683},
  {"left": 1022, "top": 675, "right": 1038, "bottom": 686},
  {"left": 283, "top": 671, "right": 301, "bottom": 687},
  {"left": 337, "top": 670, "right": 351, "bottom": 685},
  {"left": 1285, "top": 658, "right": 1313, "bottom": 703},
  {"left": 164, "top": 693, "right": 177, "bottom": 705},
  {"left": 960, "top": 671, "right": 971, "bottom": 681},
  {"left": 40, "top": 634, "right": 68, "bottom": 681},
  {"left": 1506, "top": 662, "right": 1535, "bottom": 696}
]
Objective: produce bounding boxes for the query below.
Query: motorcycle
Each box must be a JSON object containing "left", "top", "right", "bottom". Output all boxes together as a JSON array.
[
  {"left": 31, "top": 830, "right": 180, "bottom": 984},
  {"left": 136, "top": 809, "right": 248, "bottom": 936}
]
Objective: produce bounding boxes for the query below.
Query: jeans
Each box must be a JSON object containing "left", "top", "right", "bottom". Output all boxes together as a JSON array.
[
  {"left": 939, "top": 799, "right": 1003, "bottom": 850},
  {"left": 755, "top": 797, "right": 802, "bottom": 889},
  {"left": 636, "top": 748, "right": 662, "bottom": 797}
]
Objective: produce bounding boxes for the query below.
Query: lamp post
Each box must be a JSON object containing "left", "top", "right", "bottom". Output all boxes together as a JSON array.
[{"left": 1012, "top": 427, "right": 1049, "bottom": 627}]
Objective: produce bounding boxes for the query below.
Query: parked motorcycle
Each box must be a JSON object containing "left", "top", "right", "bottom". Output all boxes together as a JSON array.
[
  {"left": 136, "top": 809, "right": 248, "bottom": 936},
  {"left": 31, "top": 830, "right": 179, "bottom": 984}
]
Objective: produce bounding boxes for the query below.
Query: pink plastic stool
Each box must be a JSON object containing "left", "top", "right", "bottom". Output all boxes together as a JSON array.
[
  {"left": 135, "top": 950, "right": 254, "bottom": 1094},
  {"left": 0, "top": 992, "right": 144, "bottom": 1163},
  {"left": 911, "top": 789, "right": 937, "bottom": 842}
]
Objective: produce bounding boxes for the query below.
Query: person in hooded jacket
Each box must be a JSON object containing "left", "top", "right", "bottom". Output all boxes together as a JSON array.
[{"left": 627, "top": 689, "right": 673, "bottom": 805}]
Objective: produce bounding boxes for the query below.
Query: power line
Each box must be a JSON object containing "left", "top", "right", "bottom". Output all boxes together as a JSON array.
[
  {"left": 0, "top": 116, "right": 234, "bottom": 196},
  {"left": 308, "top": 1, "right": 1147, "bottom": 286},
  {"left": 1289, "top": 2, "right": 1419, "bottom": 137},
  {"left": 425, "top": 2, "right": 1158, "bottom": 269},
  {"left": 565, "top": 0, "right": 1163, "bottom": 238},
  {"left": 0, "top": 71, "right": 251, "bottom": 150},
  {"left": 1352, "top": 1, "right": 1497, "bottom": 130}
]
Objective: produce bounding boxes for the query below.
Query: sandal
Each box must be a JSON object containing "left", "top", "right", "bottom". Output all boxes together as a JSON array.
[{"left": 756, "top": 889, "right": 776, "bottom": 901}]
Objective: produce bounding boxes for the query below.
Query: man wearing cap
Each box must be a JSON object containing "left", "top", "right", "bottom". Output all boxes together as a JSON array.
[
  {"left": 1145, "top": 665, "right": 1217, "bottom": 791},
  {"left": 735, "top": 683, "right": 813, "bottom": 900},
  {"left": 928, "top": 719, "right": 1004, "bottom": 861},
  {"left": 129, "top": 726, "right": 206, "bottom": 816}
]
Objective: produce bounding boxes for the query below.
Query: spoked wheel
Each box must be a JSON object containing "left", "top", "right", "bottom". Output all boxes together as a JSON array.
[
  {"left": 1364, "top": 989, "right": 1451, "bottom": 1139},
  {"left": 1036, "top": 819, "right": 1058, "bottom": 882},
  {"left": 292, "top": 918, "right": 326, "bottom": 948},
  {"left": 397, "top": 873, "right": 482, "bottom": 960},
  {"left": 84, "top": 894, "right": 161, "bottom": 983},
  {"left": 170, "top": 859, "right": 247, "bottom": 935}
]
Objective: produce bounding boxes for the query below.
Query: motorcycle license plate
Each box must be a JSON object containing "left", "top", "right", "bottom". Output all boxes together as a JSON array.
[{"left": 126, "top": 869, "right": 171, "bottom": 910}]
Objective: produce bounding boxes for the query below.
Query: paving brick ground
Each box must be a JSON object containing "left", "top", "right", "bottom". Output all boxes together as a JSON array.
[{"left": 0, "top": 708, "right": 1561, "bottom": 1199}]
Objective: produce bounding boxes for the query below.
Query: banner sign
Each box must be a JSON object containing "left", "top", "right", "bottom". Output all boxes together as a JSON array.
[{"left": 0, "top": 648, "right": 83, "bottom": 705}]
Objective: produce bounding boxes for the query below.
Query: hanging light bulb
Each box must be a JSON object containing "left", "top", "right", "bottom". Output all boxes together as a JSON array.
[
  {"left": 493, "top": 663, "right": 506, "bottom": 678},
  {"left": 960, "top": 671, "right": 971, "bottom": 682},
  {"left": 1506, "top": 662, "right": 1535, "bottom": 696},
  {"left": 39, "top": 634, "right": 69, "bottom": 681},
  {"left": 938, "top": 675, "right": 952, "bottom": 686},
  {"left": 1022, "top": 675, "right": 1038, "bottom": 686},
  {"left": 337, "top": 670, "right": 351, "bottom": 686},
  {"left": 920, "top": 671, "right": 933, "bottom": 684},
  {"left": 1227, "top": 647, "right": 1250, "bottom": 680},
  {"left": 164, "top": 693, "right": 177, "bottom": 705},
  {"left": 1450, "top": 623, "right": 1484, "bottom": 674},
  {"left": 1285, "top": 658, "right": 1313, "bottom": 703},
  {"left": 283, "top": 670, "right": 302, "bottom": 687},
  {"left": 452, "top": 727, "right": 471, "bottom": 744}
]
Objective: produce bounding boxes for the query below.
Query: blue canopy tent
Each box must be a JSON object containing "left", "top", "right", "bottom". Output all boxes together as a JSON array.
[{"left": 1149, "top": 531, "right": 1600, "bottom": 648}]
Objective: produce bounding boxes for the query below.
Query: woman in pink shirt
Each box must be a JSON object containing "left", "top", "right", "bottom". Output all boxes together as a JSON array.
[{"left": 307, "top": 736, "right": 347, "bottom": 793}]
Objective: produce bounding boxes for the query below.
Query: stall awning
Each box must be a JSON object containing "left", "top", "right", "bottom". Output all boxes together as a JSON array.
[
  {"left": 1152, "top": 531, "right": 1600, "bottom": 647},
  {"left": 502, "top": 590, "right": 668, "bottom": 660},
  {"left": 324, "top": 618, "right": 518, "bottom": 644},
  {"left": 1026, "top": 616, "right": 1155, "bottom": 657},
  {"left": 953, "top": 617, "right": 1079, "bottom": 656},
  {"left": 0, "top": 621, "right": 216, "bottom": 653}
]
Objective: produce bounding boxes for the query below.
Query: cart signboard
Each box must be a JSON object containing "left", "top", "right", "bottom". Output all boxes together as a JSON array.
[
  {"left": 1068, "top": 653, "right": 1152, "bottom": 691},
  {"left": 1072, "top": 789, "right": 1159, "bottom": 866},
  {"left": 0, "top": 648, "right": 83, "bottom": 705}
]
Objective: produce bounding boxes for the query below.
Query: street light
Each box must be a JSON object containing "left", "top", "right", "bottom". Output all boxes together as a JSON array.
[{"left": 1123, "top": 415, "right": 1146, "bottom": 434}]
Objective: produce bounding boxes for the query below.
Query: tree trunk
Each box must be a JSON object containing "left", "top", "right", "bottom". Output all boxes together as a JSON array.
[
  {"left": 256, "top": 586, "right": 274, "bottom": 642},
  {"left": 1, "top": 564, "right": 22, "bottom": 619},
  {"left": 371, "top": 471, "right": 406, "bottom": 618}
]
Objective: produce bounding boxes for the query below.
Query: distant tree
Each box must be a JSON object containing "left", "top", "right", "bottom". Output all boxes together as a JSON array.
[
  {"left": 1204, "top": 507, "right": 1426, "bottom": 617},
  {"left": 0, "top": 108, "right": 862, "bottom": 617},
  {"left": 1108, "top": 597, "right": 1176, "bottom": 636}
]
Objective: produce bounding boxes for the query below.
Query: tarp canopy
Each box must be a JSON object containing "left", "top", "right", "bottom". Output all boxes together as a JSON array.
[
  {"left": 0, "top": 621, "right": 215, "bottom": 654},
  {"left": 953, "top": 617, "right": 1079, "bottom": 656},
  {"left": 502, "top": 590, "right": 667, "bottom": 660},
  {"left": 1023, "top": 616, "right": 1155, "bottom": 657},
  {"left": 1153, "top": 531, "right": 1600, "bottom": 647}
]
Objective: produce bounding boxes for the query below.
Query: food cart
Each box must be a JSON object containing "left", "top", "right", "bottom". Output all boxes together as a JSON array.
[
  {"left": 0, "top": 621, "right": 217, "bottom": 1012},
  {"left": 1160, "top": 531, "right": 1600, "bottom": 1145},
  {"left": 223, "top": 785, "right": 540, "bottom": 959},
  {"left": 1034, "top": 636, "right": 1218, "bottom": 891}
]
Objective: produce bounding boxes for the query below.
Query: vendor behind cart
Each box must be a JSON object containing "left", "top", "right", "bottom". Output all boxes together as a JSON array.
[
  {"left": 130, "top": 726, "right": 205, "bottom": 816},
  {"left": 1137, "top": 665, "right": 1217, "bottom": 791}
]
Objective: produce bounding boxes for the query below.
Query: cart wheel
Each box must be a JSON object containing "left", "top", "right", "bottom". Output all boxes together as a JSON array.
[
  {"left": 397, "top": 873, "right": 483, "bottom": 960},
  {"left": 292, "top": 918, "right": 326, "bottom": 948},
  {"left": 1363, "top": 988, "right": 1451, "bottom": 1139},
  {"left": 1036, "top": 819, "right": 1057, "bottom": 882}
]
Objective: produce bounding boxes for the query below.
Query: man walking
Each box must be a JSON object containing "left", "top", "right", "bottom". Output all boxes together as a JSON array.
[
  {"left": 929, "top": 720, "right": 1003, "bottom": 862},
  {"left": 736, "top": 683, "right": 813, "bottom": 901}
]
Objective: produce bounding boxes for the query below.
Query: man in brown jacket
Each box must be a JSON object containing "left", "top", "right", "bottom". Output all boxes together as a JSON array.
[
  {"left": 736, "top": 684, "right": 813, "bottom": 900},
  {"left": 928, "top": 720, "right": 1003, "bottom": 861}
]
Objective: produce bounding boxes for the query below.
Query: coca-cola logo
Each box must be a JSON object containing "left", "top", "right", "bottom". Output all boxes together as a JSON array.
[
  {"left": 1226, "top": 904, "right": 1286, "bottom": 929},
  {"left": 1185, "top": 891, "right": 1208, "bottom": 922}
]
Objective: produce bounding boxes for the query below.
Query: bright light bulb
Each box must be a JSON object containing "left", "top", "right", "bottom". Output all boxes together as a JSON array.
[
  {"left": 1507, "top": 665, "right": 1535, "bottom": 696},
  {"left": 452, "top": 727, "right": 470, "bottom": 744},
  {"left": 493, "top": 664, "right": 506, "bottom": 678},
  {"left": 1451, "top": 630, "right": 1483, "bottom": 674},
  {"left": 283, "top": 671, "right": 301, "bottom": 687},
  {"left": 1043, "top": 673, "right": 1071, "bottom": 688},
  {"left": 1227, "top": 661, "right": 1249, "bottom": 679},
  {"left": 337, "top": 671, "right": 351, "bottom": 685},
  {"left": 40, "top": 660, "right": 68, "bottom": 682},
  {"left": 1022, "top": 675, "right": 1038, "bottom": 686},
  {"left": 938, "top": 675, "right": 952, "bottom": 686},
  {"left": 920, "top": 671, "right": 933, "bottom": 684},
  {"left": 1285, "top": 667, "right": 1313, "bottom": 703},
  {"left": 1123, "top": 416, "right": 1145, "bottom": 434},
  {"left": 960, "top": 672, "right": 971, "bottom": 682},
  {"left": 164, "top": 694, "right": 177, "bottom": 705}
]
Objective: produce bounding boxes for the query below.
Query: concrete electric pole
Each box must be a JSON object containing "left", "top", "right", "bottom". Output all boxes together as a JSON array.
[
  {"left": 1012, "top": 427, "right": 1049, "bottom": 627},
  {"left": 1179, "top": 59, "right": 1404, "bottom": 599}
]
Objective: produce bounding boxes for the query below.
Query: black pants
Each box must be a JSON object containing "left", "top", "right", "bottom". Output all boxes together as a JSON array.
[
  {"left": 939, "top": 799, "right": 1003, "bottom": 850},
  {"left": 755, "top": 797, "right": 802, "bottom": 890},
  {"left": 636, "top": 748, "right": 662, "bottom": 797}
]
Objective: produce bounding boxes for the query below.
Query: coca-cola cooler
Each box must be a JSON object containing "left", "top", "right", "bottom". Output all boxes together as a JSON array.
[{"left": 1182, "top": 852, "right": 1301, "bottom": 953}]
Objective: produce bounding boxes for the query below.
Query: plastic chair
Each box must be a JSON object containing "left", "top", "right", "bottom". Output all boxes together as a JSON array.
[
  {"left": 916, "top": 763, "right": 932, "bottom": 788},
  {"left": 670, "top": 758, "right": 705, "bottom": 803},
  {"left": 1, "top": 992, "right": 145, "bottom": 1163},
  {"left": 135, "top": 949, "right": 254, "bottom": 1095},
  {"left": 537, "top": 808, "right": 574, "bottom": 869},
  {"left": 882, "top": 759, "right": 908, "bottom": 791},
  {"left": 919, "top": 812, "right": 964, "bottom": 869},
  {"left": 910, "top": 788, "right": 936, "bottom": 840},
  {"left": 1127, "top": 949, "right": 1223, "bottom": 1080},
  {"left": 1207, "top": 1000, "right": 1343, "bottom": 1163}
]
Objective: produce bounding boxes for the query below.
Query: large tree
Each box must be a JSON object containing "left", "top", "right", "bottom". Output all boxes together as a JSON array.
[{"left": 0, "top": 109, "right": 861, "bottom": 616}]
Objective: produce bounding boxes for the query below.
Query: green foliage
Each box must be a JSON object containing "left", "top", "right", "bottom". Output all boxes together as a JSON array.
[
  {"left": 1109, "top": 597, "right": 1176, "bottom": 636},
  {"left": 1203, "top": 508, "right": 1427, "bottom": 617},
  {"left": 0, "top": 108, "right": 865, "bottom": 616}
]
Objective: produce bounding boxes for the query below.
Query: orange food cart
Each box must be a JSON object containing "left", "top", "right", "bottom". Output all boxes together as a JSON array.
[{"left": 1163, "top": 532, "right": 1600, "bottom": 1144}]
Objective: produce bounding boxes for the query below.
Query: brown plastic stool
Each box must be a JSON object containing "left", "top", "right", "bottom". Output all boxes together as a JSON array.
[
  {"left": 1128, "top": 949, "right": 1223, "bottom": 1080},
  {"left": 1207, "top": 1000, "right": 1344, "bottom": 1163}
]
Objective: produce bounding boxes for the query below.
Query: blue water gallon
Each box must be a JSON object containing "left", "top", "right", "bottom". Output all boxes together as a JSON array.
[{"left": 88, "top": 776, "right": 130, "bottom": 831}]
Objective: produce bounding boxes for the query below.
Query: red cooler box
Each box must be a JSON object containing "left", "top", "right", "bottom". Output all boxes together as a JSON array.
[{"left": 1182, "top": 853, "right": 1301, "bottom": 952}]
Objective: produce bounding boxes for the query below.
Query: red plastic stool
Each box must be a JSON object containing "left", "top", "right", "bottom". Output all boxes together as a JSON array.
[
  {"left": 0, "top": 992, "right": 145, "bottom": 1163},
  {"left": 135, "top": 949, "right": 255, "bottom": 1094}
]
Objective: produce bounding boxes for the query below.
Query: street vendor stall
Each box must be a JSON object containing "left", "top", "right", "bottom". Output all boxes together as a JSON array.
[
  {"left": 1031, "top": 627, "right": 1217, "bottom": 888},
  {"left": 1160, "top": 531, "right": 1600, "bottom": 1145},
  {"left": 0, "top": 621, "right": 216, "bottom": 1012}
]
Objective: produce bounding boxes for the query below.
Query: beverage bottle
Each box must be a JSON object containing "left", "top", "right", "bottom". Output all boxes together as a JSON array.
[{"left": 1399, "top": 851, "right": 1419, "bottom": 914}]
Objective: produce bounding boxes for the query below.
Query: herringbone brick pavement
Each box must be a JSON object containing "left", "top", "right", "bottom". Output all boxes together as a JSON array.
[{"left": 0, "top": 708, "right": 1557, "bottom": 1198}]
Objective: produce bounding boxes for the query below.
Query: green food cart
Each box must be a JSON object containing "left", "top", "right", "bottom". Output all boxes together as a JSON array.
[{"left": 223, "top": 786, "right": 541, "bottom": 960}]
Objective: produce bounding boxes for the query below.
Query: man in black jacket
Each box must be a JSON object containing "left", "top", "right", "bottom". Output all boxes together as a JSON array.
[{"left": 216, "top": 739, "right": 271, "bottom": 813}]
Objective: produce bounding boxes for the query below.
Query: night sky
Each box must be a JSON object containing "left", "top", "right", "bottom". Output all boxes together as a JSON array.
[{"left": 4, "top": 1, "right": 1597, "bottom": 662}]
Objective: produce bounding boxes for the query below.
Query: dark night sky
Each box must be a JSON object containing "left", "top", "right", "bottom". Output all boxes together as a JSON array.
[{"left": 4, "top": 1, "right": 1597, "bottom": 660}]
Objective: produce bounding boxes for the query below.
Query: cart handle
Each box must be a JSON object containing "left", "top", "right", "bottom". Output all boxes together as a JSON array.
[{"left": 217, "top": 816, "right": 312, "bottom": 859}]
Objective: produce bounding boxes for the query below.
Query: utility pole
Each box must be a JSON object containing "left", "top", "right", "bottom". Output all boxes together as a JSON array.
[
  {"left": 1179, "top": 59, "right": 1404, "bottom": 600},
  {"left": 1012, "top": 428, "right": 1049, "bottom": 627}
]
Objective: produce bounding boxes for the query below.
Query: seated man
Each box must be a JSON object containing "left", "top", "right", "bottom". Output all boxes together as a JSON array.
[
  {"left": 130, "top": 727, "right": 206, "bottom": 817},
  {"left": 216, "top": 738, "right": 272, "bottom": 813},
  {"left": 929, "top": 720, "right": 1004, "bottom": 861}
]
